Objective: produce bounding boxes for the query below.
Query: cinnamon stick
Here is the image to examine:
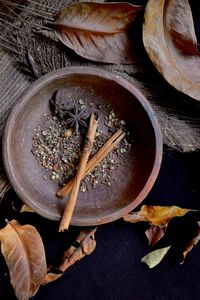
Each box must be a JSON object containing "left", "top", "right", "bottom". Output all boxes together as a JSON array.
[
  {"left": 57, "top": 129, "right": 125, "bottom": 197},
  {"left": 59, "top": 113, "right": 98, "bottom": 232}
]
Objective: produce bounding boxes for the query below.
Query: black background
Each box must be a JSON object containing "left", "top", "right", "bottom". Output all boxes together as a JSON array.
[{"left": 0, "top": 151, "right": 200, "bottom": 300}]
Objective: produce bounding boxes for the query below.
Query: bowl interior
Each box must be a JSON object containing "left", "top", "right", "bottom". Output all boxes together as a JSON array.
[{"left": 4, "top": 70, "right": 162, "bottom": 225}]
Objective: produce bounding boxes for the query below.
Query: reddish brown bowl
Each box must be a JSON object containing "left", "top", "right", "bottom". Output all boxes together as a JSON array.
[{"left": 3, "top": 67, "right": 162, "bottom": 226}]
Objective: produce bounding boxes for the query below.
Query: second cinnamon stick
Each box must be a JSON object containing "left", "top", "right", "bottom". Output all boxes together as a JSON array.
[{"left": 57, "top": 129, "right": 125, "bottom": 197}]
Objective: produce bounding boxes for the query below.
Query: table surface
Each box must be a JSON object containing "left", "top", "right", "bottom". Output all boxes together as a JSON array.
[{"left": 0, "top": 150, "right": 199, "bottom": 300}]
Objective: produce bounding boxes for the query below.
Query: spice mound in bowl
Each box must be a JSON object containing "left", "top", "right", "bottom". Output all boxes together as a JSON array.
[
  {"left": 3, "top": 67, "right": 162, "bottom": 226},
  {"left": 32, "top": 90, "right": 132, "bottom": 193}
]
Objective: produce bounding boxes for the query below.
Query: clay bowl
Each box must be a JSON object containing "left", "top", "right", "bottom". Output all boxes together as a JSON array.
[{"left": 3, "top": 67, "right": 162, "bottom": 226}]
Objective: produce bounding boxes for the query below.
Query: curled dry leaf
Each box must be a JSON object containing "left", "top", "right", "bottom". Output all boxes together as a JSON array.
[
  {"left": 145, "top": 225, "right": 168, "bottom": 245},
  {"left": 43, "top": 228, "right": 97, "bottom": 285},
  {"left": 124, "top": 206, "right": 195, "bottom": 244},
  {"left": 124, "top": 205, "right": 195, "bottom": 227},
  {"left": 143, "top": 0, "right": 200, "bottom": 100},
  {"left": 0, "top": 220, "right": 47, "bottom": 300},
  {"left": 42, "top": 271, "right": 63, "bottom": 285},
  {"left": 140, "top": 205, "right": 195, "bottom": 227},
  {"left": 181, "top": 221, "right": 200, "bottom": 264},
  {"left": 123, "top": 211, "right": 147, "bottom": 223},
  {"left": 54, "top": 2, "right": 144, "bottom": 64},
  {"left": 141, "top": 246, "right": 171, "bottom": 268},
  {"left": 20, "top": 204, "right": 35, "bottom": 213}
]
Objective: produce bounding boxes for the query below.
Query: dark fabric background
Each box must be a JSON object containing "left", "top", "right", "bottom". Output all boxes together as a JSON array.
[{"left": 0, "top": 150, "right": 200, "bottom": 300}]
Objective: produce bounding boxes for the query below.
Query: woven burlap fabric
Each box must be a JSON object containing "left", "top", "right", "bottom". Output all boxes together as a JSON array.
[
  {"left": 0, "top": 49, "right": 30, "bottom": 199},
  {"left": 0, "top": 0, "right": 200, "bottom": 198}
]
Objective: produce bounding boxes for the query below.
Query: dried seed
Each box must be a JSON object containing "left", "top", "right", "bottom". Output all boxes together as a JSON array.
[
  {"left": 79, "top": 99, "right": 84, "bottom": 105},
  {"left": 42, "top": 131, "right": 47, "bottom": 136},
  {"left": 52, "top": 164, "right": 58, "bottom": 172},
  {"left": 111, "top": 111, "right": 116, "bottom": 118},
  {"left": 80, "top": 185, "right": 87, "bottom": 192},
  {"left": 63, "top": 129, "right": 73, "bottom": 138}
]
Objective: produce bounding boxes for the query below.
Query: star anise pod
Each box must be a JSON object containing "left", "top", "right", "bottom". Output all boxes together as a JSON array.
[
  {"left": 49, "top": 93, "right": 88, "bottom": 132},
  {"left": 65, "top": 105, "right": 88, "bottom": 132}
]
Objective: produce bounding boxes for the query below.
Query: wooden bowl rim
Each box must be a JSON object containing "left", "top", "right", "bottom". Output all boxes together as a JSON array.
[{"left": 3, "top": 67, "right": 163, "bottom": 226}]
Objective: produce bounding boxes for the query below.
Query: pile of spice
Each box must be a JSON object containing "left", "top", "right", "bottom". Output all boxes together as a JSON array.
[{"left": 31, "top": 92, "right": 133, "bottom": 192}]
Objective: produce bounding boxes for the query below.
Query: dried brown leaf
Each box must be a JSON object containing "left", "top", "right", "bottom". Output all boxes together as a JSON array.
[
  {"left": 42, "top": 272, "right": 63, "bottom": 285},
  {"left": 124, "top": 205, "right": 195, "bottom": 227},
  {"left": 140, "top": 206, "right": 195, "bottom": 226},
  {"left": 181, "top": 221, "right": 200, "bottom": 264},
  {"left": 54, "top": 2, "right": 144, "bottom": 64},
  {"left": 43, "top": 228, "right": 97, "bottom": 285},
  {"left": 20, "top": 204, "right": 35, "bottom": 213},
  {"left": 143, "top": 0, "right": 200, "bottom": 100},
  {"left": 0, "top": 220, "right": 47, "bottom": 300},
  {"left": 145, "top": 225, "right": 168, "bottom": 245},
  {"left": 123, "top": 211, "right": 148, "bottom": 223}
]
